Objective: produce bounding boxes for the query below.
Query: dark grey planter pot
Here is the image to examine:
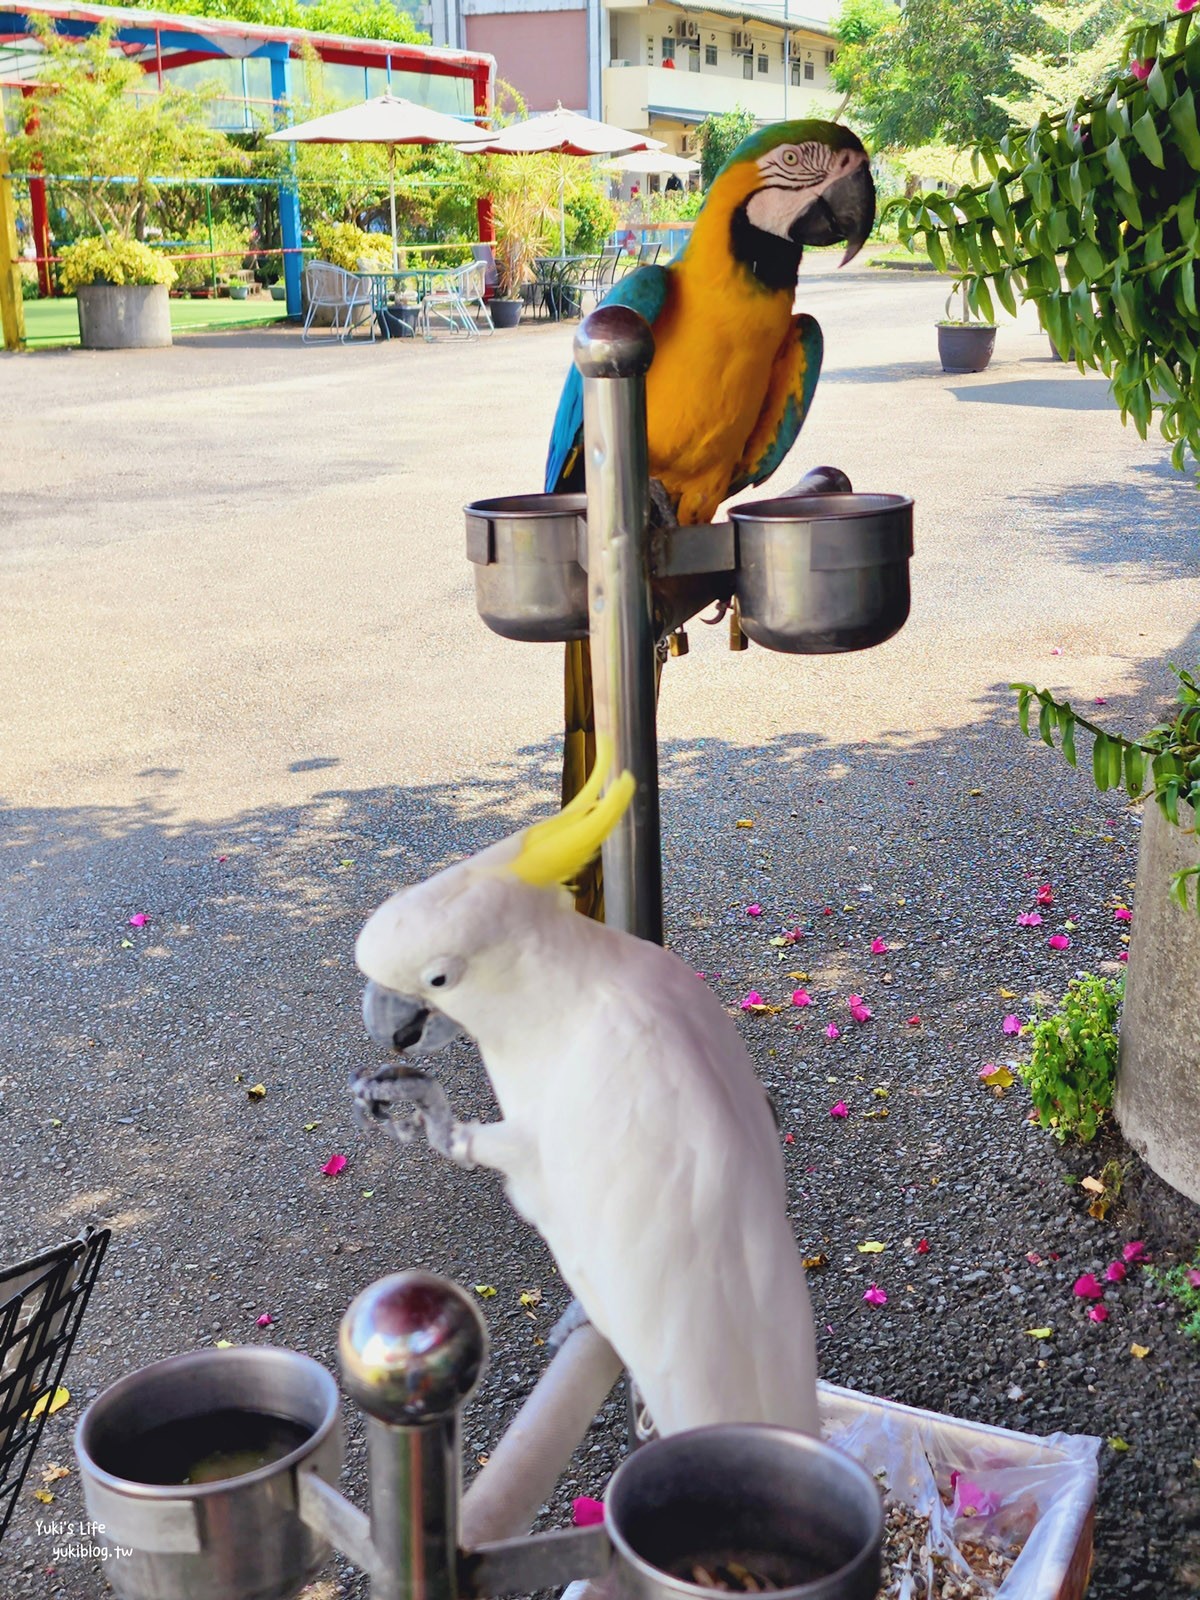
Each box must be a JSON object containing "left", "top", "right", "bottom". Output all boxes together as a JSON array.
[
  {"left": 491, "top": 297, "right": 523, "bottom": 329},
  {"left": 76, "top": 283, "right": 171, "bottom": 350},
  {"left": 937, "top": 322, "right": 996, "bottom": 373},
  {"left": 1116, "top": 798, "right": 1200, "bottom": 1203}
]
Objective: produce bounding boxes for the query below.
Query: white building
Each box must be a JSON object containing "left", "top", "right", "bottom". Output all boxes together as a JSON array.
[{"left": 427, "top": 0, "right": 840, "bottom": 152}]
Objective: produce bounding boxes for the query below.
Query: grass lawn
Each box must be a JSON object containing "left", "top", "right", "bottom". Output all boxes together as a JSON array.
[{"left": 21, "top": 294, "right": 291, "bottom": 348}]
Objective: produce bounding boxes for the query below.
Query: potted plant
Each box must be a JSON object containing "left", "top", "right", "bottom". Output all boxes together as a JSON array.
[
  {"left": 9, "top": 19, "right": 241, "bottom": 349},
  {"left": 936, "top": 280, "right": 997, "bottom": 372},
  {"left": 57, "top": 236, "right": 174, "bottom": 349},
  {"left": 489, "top": 177, "right": 553, "bottom": 328},
  {"left": 1012, "top": 672, "right": 1200, "bottom": 1204}
]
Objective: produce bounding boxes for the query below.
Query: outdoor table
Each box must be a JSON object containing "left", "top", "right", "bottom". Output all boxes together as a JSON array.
[
  {"left": 533, "top": 255, "right": 590, "bottom": 322},
  {"left": 362, "top": 267, "right": 443, "bottom": 338}
]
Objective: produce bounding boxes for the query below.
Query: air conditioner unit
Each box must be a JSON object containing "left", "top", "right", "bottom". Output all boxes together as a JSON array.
[
  {"left": 685, "top": 20, "right": 699, "bottom": 38},
  {"left": 731, "top": 30, "right": 751, "bottom": 51}
]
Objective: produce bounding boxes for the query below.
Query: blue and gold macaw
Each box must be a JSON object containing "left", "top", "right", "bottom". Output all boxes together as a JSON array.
[{"left": 545, "top": 120, "right": 876, "bottom": 916}]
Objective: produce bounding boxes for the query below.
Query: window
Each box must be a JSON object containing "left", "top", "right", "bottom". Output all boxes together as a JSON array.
[
  {"left": 825, "top": 48, "right": 836, "bottom": 67},
  {"left": 757, "top": 53, "right": 768, "bottom": 73},
  {"left": 661, "top": 36, "right": 675, "bottom": 60},
  {"left": 705, "top": 43, "right": 717, "bottom": 65},
  {"left": 742, "top": 52, "right": 753, "bottom": 79},
  {"left": 688, "top": 43, "right": 700, "bottom": 71},
  {"left": 803, "top": 59, "right": 814, "bottom": 80},
  {"left": 790, "top": 59, "right": 801, "bottom": 85}
]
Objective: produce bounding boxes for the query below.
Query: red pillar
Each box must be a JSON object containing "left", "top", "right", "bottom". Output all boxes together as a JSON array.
[
  {"left": 21, "top": 87, "right": 52, "bottom": 298},
  {"left": 472, "top": 63, "right": 495, "bottom": 243}
]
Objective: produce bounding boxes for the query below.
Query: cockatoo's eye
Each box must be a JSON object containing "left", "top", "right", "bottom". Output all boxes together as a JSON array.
[{"left": 422, "top": 956, "right": 464, "bottom": 993}]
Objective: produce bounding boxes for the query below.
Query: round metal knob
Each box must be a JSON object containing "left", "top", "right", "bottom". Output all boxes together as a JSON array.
[
  {"left": 574, "top": 305, "right": 655, "bottom": 380},
  {"left": 339, "top": 1272, "right": 488, "bottom": 1426}
]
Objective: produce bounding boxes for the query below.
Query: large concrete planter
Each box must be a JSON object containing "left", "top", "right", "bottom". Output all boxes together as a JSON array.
[
  {"left": 76, "top": 283, "right": 171, "bottom": 350},
  {"left": 1116, "top": 797, "right": 1200, "bottom": 1203}
]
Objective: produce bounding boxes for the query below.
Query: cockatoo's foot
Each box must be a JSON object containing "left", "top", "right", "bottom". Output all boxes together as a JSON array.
[
  {"left": 648, "top": 477, "right": 678, "bottom": 531},
  {"left": 349, "top": 1063, "right": 475, "bottom": 1166},
  {"left": 547, "top": 1297, "right": 591, "bottom": 1352}
]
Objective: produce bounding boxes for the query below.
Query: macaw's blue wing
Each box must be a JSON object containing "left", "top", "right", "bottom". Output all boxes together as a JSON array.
[
  {"left": 544, "top": 266, "right": 672, "bottom": 494},
  {"left": 726, "top": 313, "right": 824, "bottom": 498}
]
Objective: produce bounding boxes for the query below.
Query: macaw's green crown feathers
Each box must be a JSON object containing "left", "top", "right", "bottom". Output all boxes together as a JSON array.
[{"left": 725, "top": 120, "right": 868, "bottom": 170}]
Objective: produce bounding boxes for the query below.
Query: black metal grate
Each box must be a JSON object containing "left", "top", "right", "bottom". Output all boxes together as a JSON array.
[{"left": 0, "top": 1228, "right": 110, "bottom": 1546}]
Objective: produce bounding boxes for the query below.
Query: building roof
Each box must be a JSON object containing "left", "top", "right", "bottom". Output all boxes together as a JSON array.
[
  {"left": 664, "top": 0, "right": 834, "bottom": 38},
  {"left": 0, "top": 0, "right": 493, "bottom": 73}
]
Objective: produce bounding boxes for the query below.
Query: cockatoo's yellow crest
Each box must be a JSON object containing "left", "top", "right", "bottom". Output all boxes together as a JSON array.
[{"left": 506, "top": 736, "right": 634, "bottom": 890}]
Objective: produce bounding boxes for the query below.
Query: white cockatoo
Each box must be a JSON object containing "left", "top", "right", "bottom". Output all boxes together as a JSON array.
[{"left": 353, "top": 743, "right": 818, "bottom": 1437}]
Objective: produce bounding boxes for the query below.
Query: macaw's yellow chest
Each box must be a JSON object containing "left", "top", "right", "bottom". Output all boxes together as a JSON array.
[{"left": 643, "top": 262, "right": 795, "bottom": 526}]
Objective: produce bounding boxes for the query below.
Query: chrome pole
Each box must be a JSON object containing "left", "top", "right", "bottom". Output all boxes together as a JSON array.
[
  {"left": 340, "top": 1272, "right": 488, "bottom": 1600},
  {"left": 574, "top": 306, "right": 663, "bottom": 946}
]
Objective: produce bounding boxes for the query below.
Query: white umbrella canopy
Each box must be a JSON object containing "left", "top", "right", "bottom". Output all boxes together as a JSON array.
[
  {"left": 266, "top": 95, "right": 482, "bottom": 269},
  {"left": 460, "top": 105, "right": 666, "bottom": 252},
  {"left": 605, "top": 150, "right": 700, "bottom": 177}
]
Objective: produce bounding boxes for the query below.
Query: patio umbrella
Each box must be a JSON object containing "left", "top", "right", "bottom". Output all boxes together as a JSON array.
[
  {"left": 266, "top": 95, "right": 482, "bottom": 270},
  {"left": 460, "top": 105, "right": 666, "bottom": 254},
  {"left": 605, "top": 150, "right": 700, "bottom": 177}
]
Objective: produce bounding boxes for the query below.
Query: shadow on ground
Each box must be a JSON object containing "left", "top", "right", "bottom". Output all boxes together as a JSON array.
[{"left": 3, "top": 649, "right": 1200, "bottom": 1595}]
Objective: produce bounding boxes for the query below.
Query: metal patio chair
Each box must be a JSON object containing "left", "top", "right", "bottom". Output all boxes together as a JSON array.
[
  {"left": 0, "top": 1228, "right": 110, "bottom": 1545},
  {"left": 417, "top": 261, "right": 494, "bottom": 340},
  {"left": 301, "top": 260, "right": 375, "bottom": 344}
]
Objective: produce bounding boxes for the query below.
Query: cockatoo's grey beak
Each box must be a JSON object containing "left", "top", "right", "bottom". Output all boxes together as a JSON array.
[{"left": 362, "top": 980, "right": 462, "bottom": 1057}]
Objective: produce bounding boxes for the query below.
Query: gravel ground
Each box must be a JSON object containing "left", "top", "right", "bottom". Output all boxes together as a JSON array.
[{"left": 2, "top": 268, "right": 1199, "bottom": 1599}]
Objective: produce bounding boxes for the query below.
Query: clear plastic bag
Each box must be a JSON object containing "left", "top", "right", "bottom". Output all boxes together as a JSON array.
[{"left": 818, "top": 1382, "right": 1100, "bottom": 1600}]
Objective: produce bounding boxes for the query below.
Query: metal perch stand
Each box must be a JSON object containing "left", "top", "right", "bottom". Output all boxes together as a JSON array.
[{"left": 73, "top": 306, "right": 913, "bottom": 1600}]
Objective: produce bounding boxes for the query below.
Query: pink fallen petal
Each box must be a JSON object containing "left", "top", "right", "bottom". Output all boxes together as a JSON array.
[
  {"left": 783, "top": 1132, "right": 795, "bottom": 1145},
  {"left": 829, "top": 1100, "right": 849, "bottom": 1118},
  {"left": 256, "top": 1313, "right": 274, "bottom": 1328},
  {"left": 740, "top": 991, "right": 763, "bottom": 1010},
  {"left": 849, "top": 1004, "right": 872, "bottom": 1024},
  {"left": 1105, "top": 1261, "right": 1127, "bottom": 1284},
  {"left": 862, "top": 1284, "right": 887, "bottom": 1307},
  {"left": 825, "top": 1024, "right": 841, "bottom": 1040},
  {"left": 695, "top": 971, "right": 706, "bottom": 980},
  {"left": 128, "top": 913, "right": 149, "bottom": 927},
  {"left": 1122, "top": 1240, "right": 1150, "bottom": 1264},
  {"left": 1002, "top": 1014, "right": 1022, "bottom": 1035},
  {"left": 572, "top": 1497, "right": 606, "bottom": 1527},
  {"left": 1186, "top": 1269, "right": 1200, "bottom": 1288},
  {"left": 791, "top": 989, "right": 812, "bottom": 1006},
  {"left": 1036, "top": 884, "right": 1054, "bottom": 905},
  {"left": 321, "top": 1154, "right": 347, "bottom": 1177},
  {"left": 916, "top": 1238, "right": 929, "bottom": 1254},
  {"left": 745, "top": 903, "right": 763, "bottom": 917},
  {"left": 1094, "top": 696, "right": 1108, "bottom": 705},
  {"left": 907, "top": 1014, "right": 921, "bottom": 1026},
  {"left": 1017, "top": 912, "right": 1044, "bottom": 926},
  {"left": 1048, "top": 934, "right": 1072, "bottom": 950},
  {"left": 1087, "top": 1304, "right": 1109, "bottom": 1323},
  {"left": 870, "top": 937, "right": 889, "bottom": 954},
  {"left": 1114, "top": 908, "right": 1133, "bottom": 922},
  {"left": 950, "top": 1473, "right": 1002, "bottom": 1519},
  {"left": 1073, "top": 1273, "right": 1104, "bottom": 1300},
  {"left": 1050, "top": 646, "right": 1063, "bottom": 655},
  {"left": 1117, "top": 951, "right": 1129, "bottom": 962},
  {"left": 1026, "top": 1251, "right": 1044, "bottom": 1265}
]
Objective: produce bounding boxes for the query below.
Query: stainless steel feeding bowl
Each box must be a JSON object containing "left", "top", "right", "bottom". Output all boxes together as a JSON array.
[
  {"left": 74, "top": 1346, "right": 342, "bottom": 1600},
  {"left": 730, "top": 493, "right": 913, "bottom": 654},
  {"left": 605, "top": 1424, "right": 883, "bottom": 1600},
  {"left": 465, "top": 493, "right": 588, "bottom": 643}
]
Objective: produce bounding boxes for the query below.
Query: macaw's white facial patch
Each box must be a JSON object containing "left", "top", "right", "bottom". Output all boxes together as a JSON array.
[{"left": 746, "top": 142, "right": 864, "bottom": 240}]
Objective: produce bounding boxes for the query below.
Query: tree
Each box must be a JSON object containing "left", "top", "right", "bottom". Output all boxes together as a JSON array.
[
  {"left": 830, "top": 0, "right": 899, "bottom": 122},
  {"left": 895, "top": 7, "right": 1200, "bottom": 466},
  {"left": 991, "top": 0, "right": 1150, "bottom": 124},
  {"left": 696, "top": 108, "right": 755, "bottom": 190},
  {"left": 7, "top": 21, "right": 243, "bottom": 244},
  {"left": 129, "top": 0, "right": 427, "bottom": 44}
]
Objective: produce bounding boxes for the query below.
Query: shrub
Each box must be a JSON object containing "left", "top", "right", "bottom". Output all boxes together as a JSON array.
[
  {"left": 58, "top": 237, "right": 175, "bottom": 295},
  {"left": 313, "top": 220, "right": 391, "bottom": 272},
  {"left": 1150, "top": 1253, "right": 1200, "bottom": 1341},
  {"left": 1018, "top": 973, "right": 1123, "bottom": 1143},
  {"left": 171, "top": 220, "right": 252, "bottom": 291},
  {"left": 565, "top": 183, "right": 619, "bottom": 253}
]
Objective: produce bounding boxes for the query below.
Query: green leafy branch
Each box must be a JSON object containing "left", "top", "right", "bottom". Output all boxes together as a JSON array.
[
  {"left": 893, "top": 7, "right": 1200, "bottom": 464},
  {"left": 1013, "top": 664, "right": 1200, "bottom": 911}
]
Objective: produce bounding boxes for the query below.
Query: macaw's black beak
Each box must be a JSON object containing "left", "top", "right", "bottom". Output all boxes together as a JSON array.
[
  {"left": 790, "top": 159, "right": 876, "bottom": 266},
  {"left": 362, "top": 979, "right": 462, "bottom": 1057}
]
